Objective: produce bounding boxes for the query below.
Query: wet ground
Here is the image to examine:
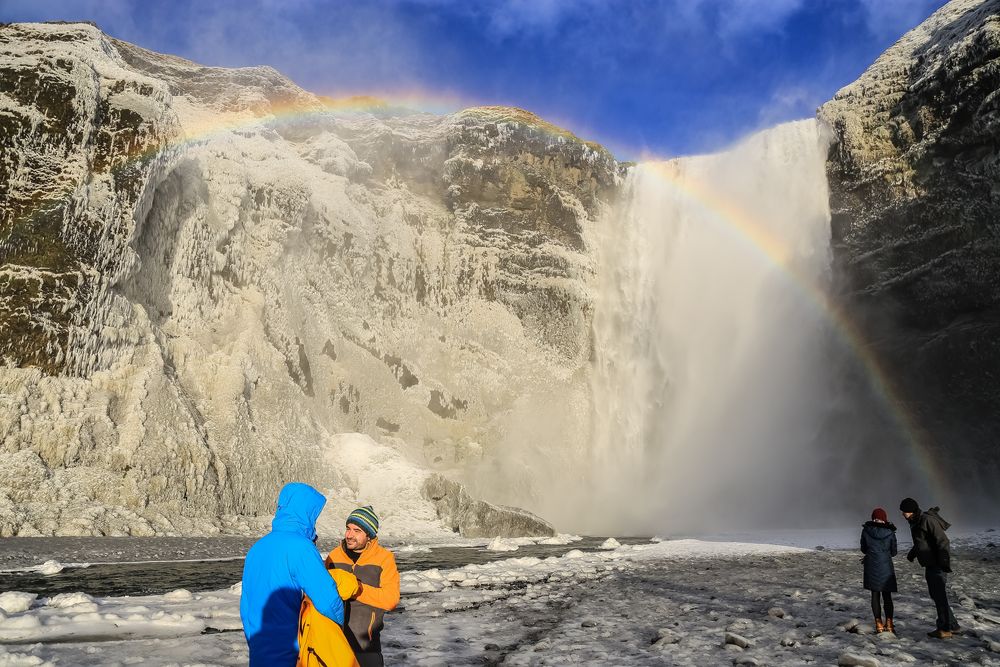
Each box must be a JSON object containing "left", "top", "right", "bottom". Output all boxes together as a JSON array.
[
  {"left": 387, "top": 545, "right": 1000, "bottom": 666},
  {"left": 5, "top": 543, "right": 997, "bottom": 666}
]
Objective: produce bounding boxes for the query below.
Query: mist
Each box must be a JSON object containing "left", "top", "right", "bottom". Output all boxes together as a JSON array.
[{"left": 583, "top": 119, "right": 858, "bottom": 534}]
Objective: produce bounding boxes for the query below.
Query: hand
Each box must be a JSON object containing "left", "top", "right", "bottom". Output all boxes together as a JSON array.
[
  {"left": 330, "top": 569, "right": 361, "bottom": 601},
  {"left": 907, "top": 553, "right": 915, "bottom": 562}
]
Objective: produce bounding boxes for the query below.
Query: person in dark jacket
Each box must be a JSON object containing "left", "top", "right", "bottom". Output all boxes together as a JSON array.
[
  {"left": 240, "top": 482, "right": 345, "bottom": 666},
  {"left": 861, "top": 507, "right": 897, "bottom": 633},
  {"left": 900, "top": 497, "right": 959, "bottom": 638}
]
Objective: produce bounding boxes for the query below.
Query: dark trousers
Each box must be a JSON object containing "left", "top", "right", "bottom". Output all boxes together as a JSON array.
[
  {"left": 870, "top": 590, "right": 893, "bottom": 619},
  {"left": 358, "top": 653, "right": 384, "bottom": 667},
  {"left": 925, "top": 567, "right": 958, "bottom": 631}
]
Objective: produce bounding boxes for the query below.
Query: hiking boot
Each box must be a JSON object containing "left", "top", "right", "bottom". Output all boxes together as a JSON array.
[
  {"left": 927, "top": 629, "right": 952, "bottom": 639},
  {"left": 885, "top": 618, "right": 895, "bottom": 634},
  {"left": 874, "top": 619, "right": 885, "bottom": 633}
]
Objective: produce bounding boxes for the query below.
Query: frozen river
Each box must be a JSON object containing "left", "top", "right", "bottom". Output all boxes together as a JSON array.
[{"left": 0, "top": 536, "right": 650, "bottom": 597}]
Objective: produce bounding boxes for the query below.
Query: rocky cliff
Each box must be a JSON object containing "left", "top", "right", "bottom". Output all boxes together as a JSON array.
[
  {"left": 820, "top": 0, "right": 1000, "bottom": 508},
  {"left": 0, "top": 22, "right": 615, "bottom": 535},
  {"left": 5, "top": 2, "right": 999, "bottom": 536}
]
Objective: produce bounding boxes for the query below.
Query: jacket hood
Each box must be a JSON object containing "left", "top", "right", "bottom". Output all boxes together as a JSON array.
[
  {"left": 863, "top": 520, "right": 897, "bottom": 534},
  {"left": 271, "top": 482, "right": 327, "bottom": 540},
  {"left": 925, "top": 507, "right": 951, "bottom": 531}
]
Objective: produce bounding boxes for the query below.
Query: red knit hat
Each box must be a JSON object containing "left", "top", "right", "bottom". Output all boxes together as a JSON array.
[{"left": 871, "top": 507, "right": 888, "bottom": 522}]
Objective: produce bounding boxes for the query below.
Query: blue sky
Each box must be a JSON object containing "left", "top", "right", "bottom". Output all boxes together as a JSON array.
[{"left": 3, "top": 0, "right": 948, "bottom": 158}]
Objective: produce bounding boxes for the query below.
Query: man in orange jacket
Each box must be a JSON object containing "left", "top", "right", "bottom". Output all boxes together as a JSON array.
[
  {"left": 299, "top": 505, "right": 399, "bottom": 667},
  {"left": 326, "top": 506, "right": 400, "bottom": 667}
]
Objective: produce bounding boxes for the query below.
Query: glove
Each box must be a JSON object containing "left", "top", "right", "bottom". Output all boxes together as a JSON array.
[
  {"left": 907, "top": 553, "right": 915, "bottom": 562},
  {"left": 330, "top": 568, "right": 360, "bottom": 601}
]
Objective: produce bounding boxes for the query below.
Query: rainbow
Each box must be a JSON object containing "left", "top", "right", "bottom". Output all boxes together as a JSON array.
[
  {"left": 88, "top": 90, "right": 606, "bottom": 179},
  {"left": 639, "top": 157, "right": 951, "bottom": 509},
  {"left": 16, "top": 88, "right": 948, "bottom": 507}
]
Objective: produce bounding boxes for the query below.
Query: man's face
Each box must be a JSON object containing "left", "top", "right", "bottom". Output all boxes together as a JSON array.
[
  {"left": 344, "top": 522, "right": 370, "bottom": 550},
  {"left": 902, "top": 511, "right": 914, "bottom": 521}
]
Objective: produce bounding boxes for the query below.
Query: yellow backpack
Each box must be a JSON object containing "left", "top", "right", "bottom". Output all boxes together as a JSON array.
[{"left": 297, "top": 569, "right": 362, "bottom": 667}]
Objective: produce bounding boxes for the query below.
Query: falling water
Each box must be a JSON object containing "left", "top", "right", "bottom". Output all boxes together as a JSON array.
[{"left": 590, "top": 119, "right": 836, "bottom": 533}]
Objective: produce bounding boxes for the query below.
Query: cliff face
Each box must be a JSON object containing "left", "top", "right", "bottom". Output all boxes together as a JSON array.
[
  {"left": 7, "top": 2, "right": 998, "bottom": 536},
  {"left": 820, "top": 0, "right": 1000, "bottom": 505},
  {"left": 0, "top": 22, "right": 618, "bottom": 535}
]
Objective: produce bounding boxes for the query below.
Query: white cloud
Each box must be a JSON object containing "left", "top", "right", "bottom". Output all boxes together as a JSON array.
[
  {"left": 0, "top": 0, "right": 142, "bottom": 36},
  {"left": 857, "top": 0, "right": 944, "bottom": 40},
  {"left": 756, "top": 84, "right": 823, "bottom": 128},
  {"left": 395, "top": 0, "right": 805, "bottom": 41},
  {"left": 690, "top": 0, "right": 806, "bottom": 38}
]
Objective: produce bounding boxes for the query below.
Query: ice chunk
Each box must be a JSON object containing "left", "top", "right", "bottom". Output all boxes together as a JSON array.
[
  {"left": 0, "top": 592, "right": 37, "bottom": 614},
  {"left": 163, "top": 589, "right": 193, "bottom": 602},
  {"left": 838, "top": 653, "right": 880, "bottom": 667},
  {"left": 46, "top": 593, "right": 96, "bottom": 609},
  {"left": 36, "top": 561, "right": 64, "bottom": 575},
  {"left": 486, "top": 537, "right": 519, "bottom": 552},
  {"left": 724, "top": 632, "right": 753, "bottom": 649}
]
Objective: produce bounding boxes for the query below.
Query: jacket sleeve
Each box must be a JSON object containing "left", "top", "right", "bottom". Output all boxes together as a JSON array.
[
  {"left": 292, "top": 542, "right": 345, "bottom": 625},
  {"left": 860, "top": 531, "right": 868, "bottom": 553},
  {"left": 890, "top": 532, "right": 897, "bottom": 558},
  {"left": 356, "top": 551, "right": 400, "bottom": 611}
]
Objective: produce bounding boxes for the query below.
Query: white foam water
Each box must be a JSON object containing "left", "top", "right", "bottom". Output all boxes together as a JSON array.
[{"left": 588, "top": 119, "right": 835, "bottom": 533}]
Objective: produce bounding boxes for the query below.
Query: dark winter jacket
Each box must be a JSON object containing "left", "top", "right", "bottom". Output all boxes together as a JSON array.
[
  {"left": 861, "top": 521, "right": 897, "bottom": 592},
  {"left": 906, "top": 507, "right": 952, "bottom": 572}
]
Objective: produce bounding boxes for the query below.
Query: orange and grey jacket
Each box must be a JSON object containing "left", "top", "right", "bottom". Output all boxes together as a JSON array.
[{"left": 326, "top": 539, "right": 400, "bottom": 655}]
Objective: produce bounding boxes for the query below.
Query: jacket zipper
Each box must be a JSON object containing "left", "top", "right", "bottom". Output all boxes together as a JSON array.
[{"left": 307, "top": 647, "right": 329, "bottom": 667}]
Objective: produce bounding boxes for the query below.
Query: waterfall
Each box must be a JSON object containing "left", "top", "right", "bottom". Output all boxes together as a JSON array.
[{"left": 590, "top": 119, "right": 836, "bottom": 533}]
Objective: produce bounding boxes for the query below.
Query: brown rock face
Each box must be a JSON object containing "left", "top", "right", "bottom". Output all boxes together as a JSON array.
[
  {"left": 0, "top": 23, "right": 178, "bottom": 374},
  {"left": 820, "top": 0, "right": 1000, "bottom": 509}
]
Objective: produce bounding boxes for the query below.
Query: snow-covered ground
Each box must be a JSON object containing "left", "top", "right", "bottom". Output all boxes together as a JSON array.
[{"left": 1, "top": 534, "right": 998, "bottom": 666}]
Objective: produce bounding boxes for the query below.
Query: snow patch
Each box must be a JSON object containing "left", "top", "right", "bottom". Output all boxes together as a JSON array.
[
  {"left": 485, "top": 537, "right": 519, "bottom": 552},
  {"left": 0, "top": 592, "right": 37, "bottom": 614}
]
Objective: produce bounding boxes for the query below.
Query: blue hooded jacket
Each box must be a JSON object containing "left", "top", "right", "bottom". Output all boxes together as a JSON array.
[{"left": 240, "top": 483, "right": 344, "bottom": 666}]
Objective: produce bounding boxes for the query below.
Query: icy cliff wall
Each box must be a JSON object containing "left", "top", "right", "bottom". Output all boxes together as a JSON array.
[
  {"left": 820, "top": 0, "right": 1000, "bottom": 512},
  {"left": 0, "top": 22, "right": 619, "bottom": 535}
]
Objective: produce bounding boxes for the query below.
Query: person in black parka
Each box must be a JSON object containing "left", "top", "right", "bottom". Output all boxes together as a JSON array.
[
  {"left": 861, "top": 507, "right": 897, "bottom": 633},
  {"left": 900, "top": 497, "right": 959, "bottom": 638}
]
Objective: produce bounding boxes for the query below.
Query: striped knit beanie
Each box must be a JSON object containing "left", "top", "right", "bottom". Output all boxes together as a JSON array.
[{"left": 346, "top": 505, "right": 379, "bottom": 538}]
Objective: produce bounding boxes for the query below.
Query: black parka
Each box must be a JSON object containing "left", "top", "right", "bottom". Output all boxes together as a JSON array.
[
  {"left": 906, "top": 507, "right": 952, "bottom": 572},
  {"left": 861, "top": 521, "right": 898, "bottom": 592}
]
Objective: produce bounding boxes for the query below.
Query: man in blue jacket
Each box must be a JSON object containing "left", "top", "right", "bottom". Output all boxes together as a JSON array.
[{"left": 240, "top": 482, "right": 345, "bottom": 665}]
